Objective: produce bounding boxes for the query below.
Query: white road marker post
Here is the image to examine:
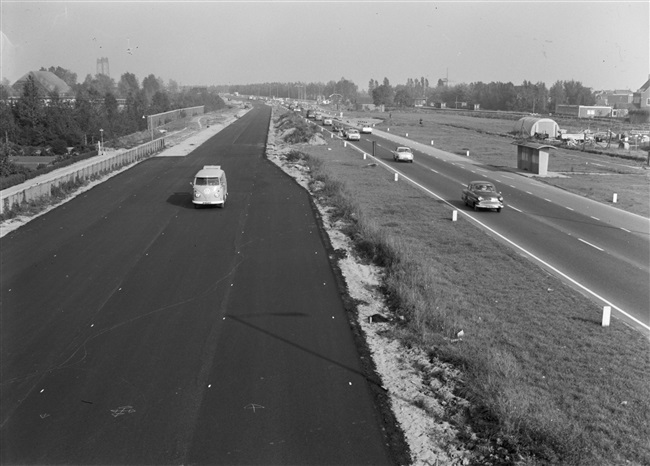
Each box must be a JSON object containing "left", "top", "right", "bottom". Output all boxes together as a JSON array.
[
  {"left": 612, "top": 193, "right": 618, "bottom": 203},
  {"left": 431, "top": 140, "right": 434, "bottom": 145},
  {"left": 602, "top": 306, "right": 611, "bottom": 327},
  {"left": 363, "top": 153, "right": 366, "bottom": 160},
  {"left": 466, "top": 150, "right": 470, "bottom": 157},
  {"left": 394, "top": 173, "right": 399, "bottom": 182},
  {"left": 452, "top": 210, "right": 458, "bottom": 222},
  {"left": 344, "top": 141, "right": 347, "bottom": 147},
  {"left": 405, "top": 133, "right": 408, "bottom": 137}
]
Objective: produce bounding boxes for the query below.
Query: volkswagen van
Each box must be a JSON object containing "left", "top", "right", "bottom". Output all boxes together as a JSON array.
[{"left": 191, "top": 165, "right": 227, "bottom": 208}]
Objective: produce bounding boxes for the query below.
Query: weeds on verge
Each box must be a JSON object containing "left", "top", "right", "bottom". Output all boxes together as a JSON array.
[{"left": 0, "top": 177, "right": 88, "bottom": 223}]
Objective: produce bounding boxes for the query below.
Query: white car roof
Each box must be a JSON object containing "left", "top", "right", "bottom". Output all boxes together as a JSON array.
[
  {"left": 397, "top": 146, "right": 411, "bottom": 151},
  {"left": 195, "top": 165, "right": 224, "bottom": 177}
]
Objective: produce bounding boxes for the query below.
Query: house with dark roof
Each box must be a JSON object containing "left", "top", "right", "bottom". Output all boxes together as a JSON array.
[
  {"left": 11, "top": 70, "right": 73, "bottom": 99},
  {"left": 632, "top": 74, "right": 650, "bottom": 110}
]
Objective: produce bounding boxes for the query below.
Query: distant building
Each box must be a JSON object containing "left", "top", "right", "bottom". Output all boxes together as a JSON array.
[
  {"left": 595, "top": 89, "right": 633, "bottom": 106},
  {"left": 96, "top": 57, "right": 110, "bottom": 77},
  {"left": 12, "top": 70, "right": 74, "bottom": 99},
  {"left": 632, "top": 74, "right": 650, "bottom": 110},
  {"left": 555, "top": 104, "right": 612, "bottom": 118}
]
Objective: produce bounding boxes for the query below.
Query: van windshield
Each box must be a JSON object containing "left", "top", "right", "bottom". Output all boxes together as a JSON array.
[{"left": 195, "top": 177, "right": 220, "bottom": 186}]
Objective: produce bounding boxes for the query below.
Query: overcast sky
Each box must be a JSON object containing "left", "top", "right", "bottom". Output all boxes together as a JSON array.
[{"left": 1, "top": 1, "right": 648, "bottom": 92}]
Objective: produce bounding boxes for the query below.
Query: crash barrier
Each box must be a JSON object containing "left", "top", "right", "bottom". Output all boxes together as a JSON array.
[{"left": 1, "top": 138, "right": 165, "bottom": 214}]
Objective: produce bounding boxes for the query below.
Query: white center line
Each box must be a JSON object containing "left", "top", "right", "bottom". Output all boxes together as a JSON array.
[
  {"left": 544, "top": 198, "right": 552, "bottom": 202},
  {"left": 578, "top": 238, "right": 604, "bottom": 251},
  {"left": 591, "top": 216, "right": 600, "bottom": 221},
  {"left": 620, "top": 227, "right": 631, "bottom": 233},
  {"left": 509, "top": 205, "right": 522, "bottom": 212},
  {"left": 565, "top": 206, "right": 574, "bottom": 211}
]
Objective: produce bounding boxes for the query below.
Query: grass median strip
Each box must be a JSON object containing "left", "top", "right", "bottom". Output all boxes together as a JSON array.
[{"left": 293, "top": 140, "right": 649, "bottom": 465}]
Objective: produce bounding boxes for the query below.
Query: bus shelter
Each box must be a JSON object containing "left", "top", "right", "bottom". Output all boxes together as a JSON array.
[{"left": 512, "top": 142, "right": 556, "bottom": 176}]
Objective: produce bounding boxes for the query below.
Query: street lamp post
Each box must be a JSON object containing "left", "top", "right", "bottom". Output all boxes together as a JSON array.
[{"left": 99, "top": 128, "right": 104, "bottom": 154}]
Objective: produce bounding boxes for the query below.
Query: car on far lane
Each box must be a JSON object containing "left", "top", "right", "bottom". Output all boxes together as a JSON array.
[
  {"left": 346, "top": 129, "right": 361, "bottom": 141},
  {"left": 360, "top": 124, "right": 373, "bottom": 134},
  {"left": 392, "top": 146, "right": 414, "bottom": 163},
  {"left": 461, "top": 181, "right": 504, "bottom": 212},
  {"left": 323, "top": 118, "right": 333, "bottom": 126}
]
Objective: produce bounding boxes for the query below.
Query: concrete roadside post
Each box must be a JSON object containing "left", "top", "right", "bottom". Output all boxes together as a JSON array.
[{"left": 602, "top": 306, "right": 611, "bottom": 327}]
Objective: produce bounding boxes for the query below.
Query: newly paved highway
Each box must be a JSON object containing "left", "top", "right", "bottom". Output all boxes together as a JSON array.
[
  {"left": 318, "top": 118, "right": 649, "bottom": 332},
  {"left": 1, "top": 105, "right": 402, "bottom": 464}
]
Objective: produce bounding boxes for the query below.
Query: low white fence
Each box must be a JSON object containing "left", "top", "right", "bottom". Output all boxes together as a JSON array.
[{"left": 1, "top": 138, "right": 165, "bottom": 214}]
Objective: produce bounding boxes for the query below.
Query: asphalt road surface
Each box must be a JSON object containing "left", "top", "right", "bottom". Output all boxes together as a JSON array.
[
  {"left": 0, "top": 105, "right": 401, "bottom": 465},
  {"left": 321, "top": 119, "right": 649, "bottom": 332}
]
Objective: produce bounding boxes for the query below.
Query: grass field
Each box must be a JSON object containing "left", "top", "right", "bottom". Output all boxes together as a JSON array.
[
  {"left": 281, "top": 108, "right": 650, "bottom": 465},
  {"left": 344, "top": 109, "right": 650, "bottom": 218}
]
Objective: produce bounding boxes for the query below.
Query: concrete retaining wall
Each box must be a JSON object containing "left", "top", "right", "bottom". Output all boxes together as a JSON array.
[{"left": 1, "top": 138, "right": 165, "bottom": 214}]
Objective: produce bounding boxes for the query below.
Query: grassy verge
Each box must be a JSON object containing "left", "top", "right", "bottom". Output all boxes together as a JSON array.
[
  {"left": 343, "top": 109, "right": 650, "bottom": 218},
  {"left": 291, "top": 139, "right": 649, "bottom": 465}
]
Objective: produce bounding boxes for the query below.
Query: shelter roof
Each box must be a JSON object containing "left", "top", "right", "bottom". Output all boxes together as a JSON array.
[{"left": 511, "top": 141, "right": 557, "bottom": 150}]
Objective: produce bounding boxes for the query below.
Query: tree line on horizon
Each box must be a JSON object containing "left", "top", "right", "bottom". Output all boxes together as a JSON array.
[
  {"left": 221, "top": 75, "right": 596, "bottom": 114},
  {"left": 369, "top": 77, "right": 596, "bottom": 113}
]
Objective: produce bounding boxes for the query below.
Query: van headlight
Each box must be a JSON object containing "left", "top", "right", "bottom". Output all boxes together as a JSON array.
[{"left": 194, "top": 191, "right": 201, "bottom": 198}]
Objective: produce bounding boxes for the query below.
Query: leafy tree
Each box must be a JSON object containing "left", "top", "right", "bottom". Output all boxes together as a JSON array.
[
  {"left": 13, "top": 75, "right": 46, "bottom": 145},
  {"left": 150, "top": 91, "right": 171, "bottom": 114},
  {"left": 82, "top": 73, "right": 116, "bottom": 97},
  {"left": 0, "top": 101, "right": 17, "bottom": 147},
  {"left": 393, "top": 86, "right": 412, "bottom": 107},
  {"left": 563, "top": 80, "right": 595, "bottom": 106},
  {"left": 103, "top": 92, "right": 119, "bottom": 136},
  {"left": 73, "top": 86, "right": 103, "bottom": 146},
  {"left": 166, "top": 79, "right": 179, "bottom": 94},
  {"left": 142, "top": 74, "right": 162, "bottom": 105},
  {"left": 123, "top": 90, "right": 148, "bottom": 132},
  {"left": 43, "top": 90, "right": 81, "bottom": 145},
  {"left": 549, "top": 80, "right": 566, "bottom": 110},
  {"left": 118, "top": 72, "right": 140, "bottom": 98},
  {"left": 372, "top": 83, "right": 394, "bottom": 106}
]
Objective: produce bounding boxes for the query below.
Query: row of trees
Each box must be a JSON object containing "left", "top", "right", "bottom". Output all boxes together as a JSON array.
[
  {"left": 371, "top": 77, "right": 596, "bottom": 113},
  {"left": 0, "top": 67, "right": 226, "bottom": 155},
  {"left": 222, "top": 73, "right": 595, "bottom": 115}
]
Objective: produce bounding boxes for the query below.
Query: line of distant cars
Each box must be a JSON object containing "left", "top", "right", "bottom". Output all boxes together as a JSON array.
[{"left": 301, "top": 106, "right": 505, "bottom": 212}]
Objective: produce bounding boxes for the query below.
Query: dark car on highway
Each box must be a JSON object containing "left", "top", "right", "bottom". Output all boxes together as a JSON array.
[{"left": 461, "top": 181, "right": 504, "bottom": 212}]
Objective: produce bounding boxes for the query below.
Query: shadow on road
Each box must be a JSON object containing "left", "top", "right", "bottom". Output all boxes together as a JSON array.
[{"left": 167, "top": 192, "right": 194, "bottom": 209}]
